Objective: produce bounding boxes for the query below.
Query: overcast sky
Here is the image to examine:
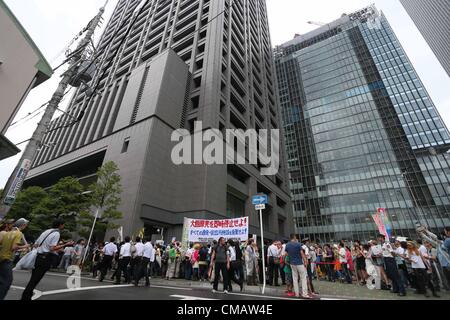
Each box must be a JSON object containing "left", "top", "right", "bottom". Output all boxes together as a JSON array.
[{"left": 1, "top": 0, "right": 450, "bottom": 189}]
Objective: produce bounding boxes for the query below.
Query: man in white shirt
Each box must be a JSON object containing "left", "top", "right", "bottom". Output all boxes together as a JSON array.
[
  {"left": 302, "top": 238, "right": 317, "bottom": 294},
  {"left": 378, "top": 234, "right": 406, "bottom": 296},
  {"left": 130, "top": 237, "right": 144, "bottom": 281},
  {"left": 99, "top": 237, "right": 118, "bottom": 282},
  {"left": 338, "top": 243, "right": 352, "bottom": 284},
  {"left": 418, "top": 240, "right": 428, "bottom": 257},
  {"left": 22, "top": 219, "right": 74, "bottom": 300},
  {"left": 267, "top": 240, "right": 281, "bottom": 286},
  {"left": 184, "top": 244, "right": 195, "bottom": 280},
  {"left": 135, "top": 238, "right": 153, "bottom": 287},
  {"left": 115, "top": 236, "right": 132, "bottom": 285}
]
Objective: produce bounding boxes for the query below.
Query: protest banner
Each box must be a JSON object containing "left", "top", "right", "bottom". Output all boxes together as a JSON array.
[{"left": 186, "top": 217, "right": 249, "bottom": 243}]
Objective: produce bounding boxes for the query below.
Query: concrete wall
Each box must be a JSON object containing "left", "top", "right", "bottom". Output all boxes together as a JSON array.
[{"left": 0, "top": 7, "right": 40, "bottom": 133}]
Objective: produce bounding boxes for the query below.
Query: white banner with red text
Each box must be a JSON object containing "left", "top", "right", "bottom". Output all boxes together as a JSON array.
[{"left": 184, "top": 217, "right": 249, "bottom": 243}]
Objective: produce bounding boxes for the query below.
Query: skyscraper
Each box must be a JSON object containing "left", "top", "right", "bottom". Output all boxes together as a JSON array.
[
  {"left": 24, "top": 0, "right": 293, "bottom": 240},
  {"left": 400, "top": 0, "right": 450, "bottom": 77},
  {"left": 275, "top": 6, "right": 450, "bottom": 242}
]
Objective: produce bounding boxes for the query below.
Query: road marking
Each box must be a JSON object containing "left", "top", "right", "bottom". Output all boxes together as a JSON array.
[
  {"left": 10, "top": 286, "right": 43, "bottom": 300},
  {"left": 226, "top": 292, "right": 346, "bottom": 301},
  {"left": 152, "top": 285, "right": 193, "bottom": 291},
  {"left": 222, "top": 291, "right": 299, "bottom": 300},
  {"left": 10, "top": 285, "right": 26, "bottom": 290},
  {"left": 35, "top": 284, "right": 133, "bottom": 299},
  {"left": 171, "top": 295, "right": 217, "bottom": 300},
  {"left": 15, "top": 271, "right": 346, "bottom": 300}
]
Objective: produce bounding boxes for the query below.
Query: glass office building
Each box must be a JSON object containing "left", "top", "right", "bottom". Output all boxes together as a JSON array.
[
  {"left": 275, "top": 6, "right": 450, "bottom": 242},
  {"left": 400, "top": 0, "right": 450, "bottom": 77}
]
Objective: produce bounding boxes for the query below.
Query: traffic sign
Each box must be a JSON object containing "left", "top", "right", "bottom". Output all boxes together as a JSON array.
[
  {"left": 252, "top": 194, "right": 268, "bottom": 205},
  {"left": 255, "top": 204, "right": 266, "bottom": 210}
]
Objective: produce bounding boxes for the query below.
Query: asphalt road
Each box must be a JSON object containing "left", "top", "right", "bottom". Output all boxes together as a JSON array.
[{"left": 6, "top": 271, "right": 299, "bottom": 301}]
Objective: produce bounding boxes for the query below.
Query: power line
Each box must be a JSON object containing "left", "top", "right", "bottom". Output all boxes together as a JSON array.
[
  {"left": 46, "top": 0, "right": 235, "bottom": 135},
  {"left": 8, "top": 102, "right": 49, "bottom": 127},
  {"left": 49, "top": 15, "right": 100, "bottom": 64},
  {"left": 8, "top": 87, "right": 74, "bottom": 129},
  {"left": 46, "top": 0, "right": 152, "bottom": 134}
]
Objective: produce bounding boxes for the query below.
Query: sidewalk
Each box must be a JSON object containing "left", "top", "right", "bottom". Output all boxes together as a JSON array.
[
  {"left": 51, "top": 268, "right": 450, "bottom": 300},
  {"left": 149, "top": 277, "right": 450, "bottom": 300}
]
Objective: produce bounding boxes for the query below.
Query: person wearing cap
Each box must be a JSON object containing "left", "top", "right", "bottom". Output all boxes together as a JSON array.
[
  {"left": 0, "top": 219, "right": 30, "bottom": 300},
  {"left": 12, "top": 219, "right": 30, "bottom": 265},
  {"left": 377, "top": 234, "right": 406, "bottom": 297}
]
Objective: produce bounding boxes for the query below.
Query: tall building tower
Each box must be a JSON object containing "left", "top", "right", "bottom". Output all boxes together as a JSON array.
[
  {"left": 400, "top": 0, "right": 450, "bottom": 77},
  {"left": 275, "top": 6, "right": 450, "bottom": 242},
  {"left": 24, "top": 0, "right": 293, "bottom": 241}
]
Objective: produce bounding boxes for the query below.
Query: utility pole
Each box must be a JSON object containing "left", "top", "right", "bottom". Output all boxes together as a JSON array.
[{"left": 0, "top": 6, "right": 106, "bottom": 217}]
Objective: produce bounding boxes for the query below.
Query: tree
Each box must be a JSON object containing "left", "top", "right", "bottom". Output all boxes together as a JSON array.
[
  {"left": 7, "top": 186, "right": 49, "bottom": 240},
  {"left": 30, "top": 177, "right": 89, "bottom": 239},
  {"left": 78, "top": 161, "right": 123, "bottom": 240}
]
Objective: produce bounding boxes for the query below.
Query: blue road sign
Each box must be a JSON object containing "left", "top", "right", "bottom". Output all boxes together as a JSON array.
[{"left": 252, "top": 194, "right": 268, "bottom": 205}]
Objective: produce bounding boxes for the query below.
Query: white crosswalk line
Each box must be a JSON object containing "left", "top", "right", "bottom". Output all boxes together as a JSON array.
[{"left": 171, "top": 295, "right": 217, "bottom": 300}]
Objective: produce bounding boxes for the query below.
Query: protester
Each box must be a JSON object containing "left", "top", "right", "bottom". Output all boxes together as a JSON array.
[
  {"left": 198, "top": 244, "right": 209, "bottom": 281},
  {"left": 283, "top": 254, "right": 294, "bottom": 297},
  {"left": 378, "top": 234, "right": 406, "bottom": 297},
  {"left": 284, "top": 234, "right": 310, "bottom": 299},
  {"left": 370, "top": 240, "right": 390, "bottom": 289},
  {"left": 302, "top": 238, "right": 317, "bottom": 295},
  {"left": 442, "top": 227, "right": 450, "bottom": 287},
  {"left": 166, "top": 244, "right": 177, "bottom": 280},
  {"left": 394, "top": 240, "right": 409, "bottom": 288},
  {"left": 91, "top": 242, "right": 104, "bottom": 278},
  {"left": 227, "top": 239, "right": 244, "bottom": 292},
  {"left": 71, "top": 239, "right": 86, "bottom": 267},
  {"left": 22, "top": 219, "right": 74, "bottom": 300},
  {"left": 210, "top": 237, "right": 230, "bottom": 294},
  {"left": 267, "top": 240, "right": 281, "bottom": 286},
  {"left": 0, "top": 219, "right": 29, "bottom": 300},
  {"left": 191, "top": 244, "right": 200, "bottom": 281},
  {"left": 424, "top": 241, "right": 443, "bottom": 291},
  {"left": 338, "top": 243, "right": 352, "bottom": 284},
  {"left": 354, "top": 241, "right": 367, "bottom": 285},
  {"left": 245, "top": 239, "right": 258, "bottom": 286},
  {"left": 404, "top": 241, "right": 439, "bottom": 298},
  {"left": 184, "top": 243, "right": 194, "bottom": 281},
  {"left": 310, "top": 244, "right": 317, "bottom": 279},
  {"left": 58, "top": 241, "right": 74, "bottom": 270},
  {"left": 279, "top": 241, "right": 287, "bottom": 285},
  {"left": 323, "top": 244, "right": 335, "bottom": 282}
]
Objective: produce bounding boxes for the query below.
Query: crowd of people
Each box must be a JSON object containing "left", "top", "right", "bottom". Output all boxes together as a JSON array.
[
  {"left": 1, "top": 216, "right": 450, "bottom": 300},
  {"left": 78, "top": 228, "right": 450, "bottom": 299}
]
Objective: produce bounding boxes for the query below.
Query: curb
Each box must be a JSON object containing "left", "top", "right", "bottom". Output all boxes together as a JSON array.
[{"left": 148, "top": 279, "right": 364, "bottom": 300}]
